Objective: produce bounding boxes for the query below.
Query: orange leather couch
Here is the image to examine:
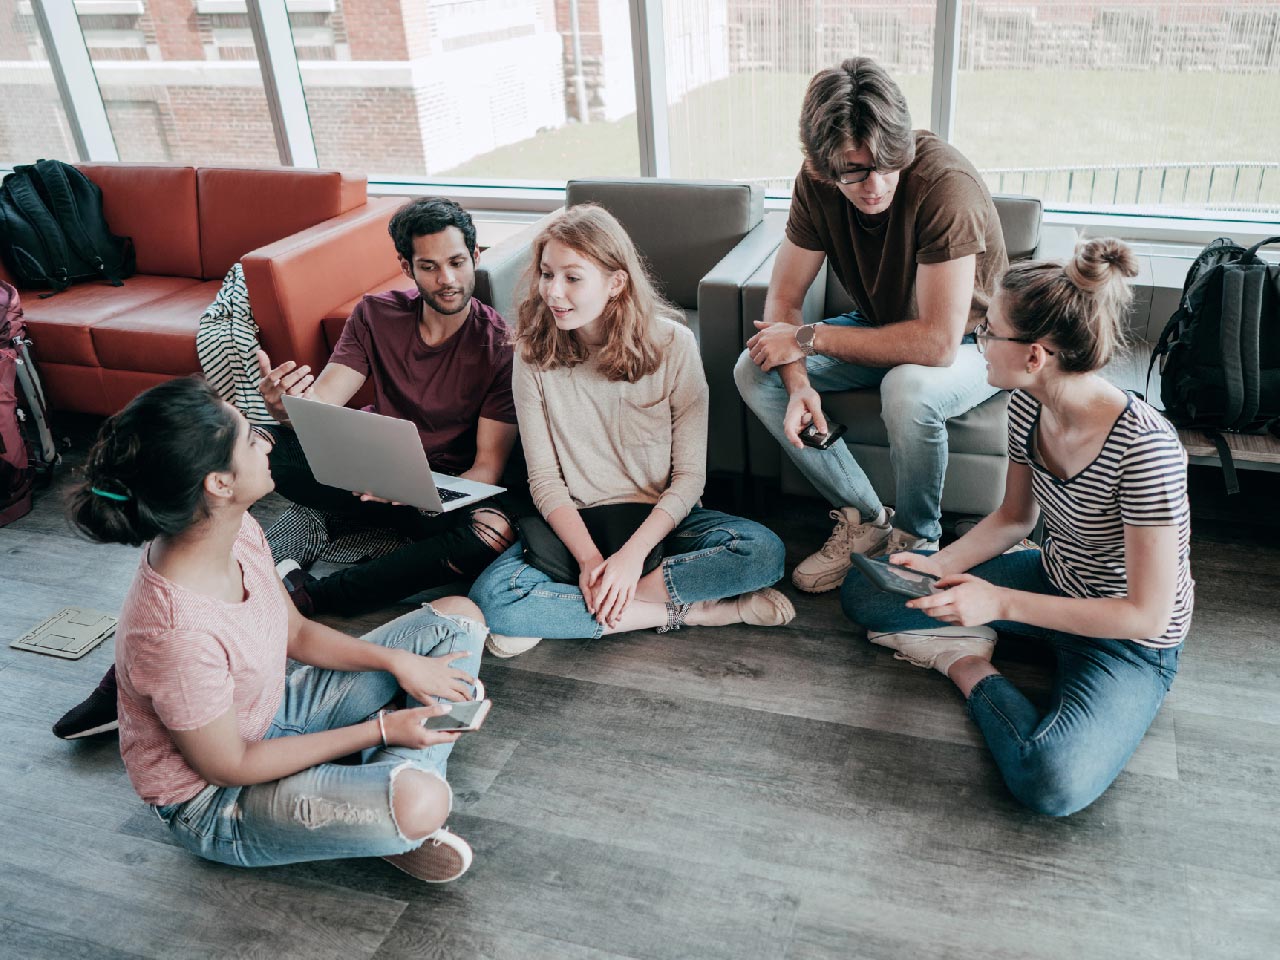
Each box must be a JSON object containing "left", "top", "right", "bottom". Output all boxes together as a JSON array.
[{"left": 0, "top": 164, "right": 407, "bottom": 415}]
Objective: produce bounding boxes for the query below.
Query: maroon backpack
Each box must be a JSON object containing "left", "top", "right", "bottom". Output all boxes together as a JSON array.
[{"left": 1, "top": 279, "right": 34, "bottom": 525}]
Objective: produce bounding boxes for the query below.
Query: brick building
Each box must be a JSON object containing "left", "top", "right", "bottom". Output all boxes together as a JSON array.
[{"left": 0, "top": 0, "right": 568, "bottom": 174}]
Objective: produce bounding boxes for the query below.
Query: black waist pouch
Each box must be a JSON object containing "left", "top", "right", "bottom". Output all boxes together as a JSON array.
[{"left": 516, "top": 503, "right": 664, "bottom": 583}]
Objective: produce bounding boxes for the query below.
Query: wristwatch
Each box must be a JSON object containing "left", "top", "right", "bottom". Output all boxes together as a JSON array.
[{"left": 795, "top": 322, "right": 823, "bottom": 357}]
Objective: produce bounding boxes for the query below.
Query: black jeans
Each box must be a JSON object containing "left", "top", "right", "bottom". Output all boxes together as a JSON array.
[{"left": 267, "top": 426, "right": 520, "bottom": 616}]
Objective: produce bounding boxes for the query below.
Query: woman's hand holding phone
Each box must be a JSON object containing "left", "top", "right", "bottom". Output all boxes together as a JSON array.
[{"left": 379, "top": 704, "right": 462, "bottom": 749}]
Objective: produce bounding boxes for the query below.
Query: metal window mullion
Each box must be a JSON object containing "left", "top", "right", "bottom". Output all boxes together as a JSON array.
[
  {"left": 628, "top": 0, "right": 671, "bottom": 178},
  {"left": 931, "top": 0, "right": 962, "bottom": 141},
  {"left": 246, "top": 0, "right": 318, "bottom": 167},
  {"left": 31, "top": 0, "right": 118, "bottom": 161}
]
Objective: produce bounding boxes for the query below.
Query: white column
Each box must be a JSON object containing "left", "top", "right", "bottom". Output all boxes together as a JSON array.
[
  {"left": 31, "top": 0, "right": 118, "bottom": 161},
  {"left": 246, "top": 0, "right": 318, "bottom": 167},
  {"left": 931, "top": 0, "right": 963, "bottom": 141},
  {"left": 628, "top": 0, "right": 671, "bottom": 177}
]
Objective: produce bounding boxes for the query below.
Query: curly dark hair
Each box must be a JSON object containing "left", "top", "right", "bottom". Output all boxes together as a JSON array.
[{"left": 388, "top": 197, "right": 477, "bottom": 262}]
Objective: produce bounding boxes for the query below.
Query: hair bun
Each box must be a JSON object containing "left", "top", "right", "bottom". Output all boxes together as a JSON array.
[{"left": 1064, "top": 237, "right": 1138, "bottom": 293}]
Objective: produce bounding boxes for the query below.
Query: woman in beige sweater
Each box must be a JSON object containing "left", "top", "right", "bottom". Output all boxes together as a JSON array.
[{"left": 469, "top": 205, "right": 794, "bottom": 655}]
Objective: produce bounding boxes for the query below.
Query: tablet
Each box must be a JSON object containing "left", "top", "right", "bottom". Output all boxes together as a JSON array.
[{"left": 849, "top": 553, "right": 939, "bottom": 599}]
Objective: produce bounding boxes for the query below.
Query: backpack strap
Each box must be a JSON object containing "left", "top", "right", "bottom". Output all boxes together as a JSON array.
[
  {"left": 1218, "top": 269, "right": 1247, "bottom": 429},
  {"left": 34, "top": 160, "right": 124, "bottom": 287},
  {"left": 1, "top": 173, "right": 71, "bottom": 292},
  {"left": 1242, "top": 236, "right": 1280, "bottom": 262},
  {"left": 1233, "top": 266, "right": 1264, "bottom": 431},
  {"left": 1204, "top": 429, "right": 1241, "bottom": 495}
]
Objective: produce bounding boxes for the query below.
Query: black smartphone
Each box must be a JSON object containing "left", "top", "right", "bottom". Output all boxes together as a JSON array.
[
  {"left": 420, "top": 698, "right": 492, "bottom": 733},
  {"left": 799, "top": 420, "right": 847, "bottom": 450},
  {"left": 849, "top": 553, "right": 939, "bottom": 599}
]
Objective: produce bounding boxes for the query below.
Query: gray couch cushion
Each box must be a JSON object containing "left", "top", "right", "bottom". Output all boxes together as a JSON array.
[
  {"left": 992, "top": 195, "right": 1042, "bottom": 261},
  {"left": 565, "top": 178, "right": 763, "bottom": 309}
]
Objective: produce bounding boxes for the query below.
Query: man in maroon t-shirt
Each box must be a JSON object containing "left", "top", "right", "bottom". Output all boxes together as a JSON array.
[{"left": 254, "top": 197, "right": 522, "bottom": 617}]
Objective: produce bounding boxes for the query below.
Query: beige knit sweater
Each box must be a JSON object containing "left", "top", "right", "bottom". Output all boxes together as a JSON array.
[{"left": 513, "top": 318, "right": 708, "bottom": 524}]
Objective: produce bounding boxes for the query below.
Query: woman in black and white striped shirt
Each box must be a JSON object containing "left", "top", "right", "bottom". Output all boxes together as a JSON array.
[{"left": 842, "top": 237, "right": 1193, "bottom": 816}]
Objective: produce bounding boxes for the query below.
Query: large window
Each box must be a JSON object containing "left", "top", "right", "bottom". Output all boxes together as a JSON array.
[
  {"left": 0, "top": 0, "right": 78, "bottom": 165},
  {"left": 9, "top": 0, "right": 1280, "bottom": 222},
  {"left": 290, "top": 0, "right": 641, "bottom": 181},
  {"left": 76, "top": 0, "right": 278, "bottom": 165},
  {"left": 663, "top": 0, "right": 933, "bottom": 191},
  {"left": 953, "top": 0, "right": 1280, "bottom": 217}
]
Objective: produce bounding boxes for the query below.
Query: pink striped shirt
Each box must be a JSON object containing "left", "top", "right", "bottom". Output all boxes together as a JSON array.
[{"left": 116, "top": 514, "right": 290, "bottom": 806}]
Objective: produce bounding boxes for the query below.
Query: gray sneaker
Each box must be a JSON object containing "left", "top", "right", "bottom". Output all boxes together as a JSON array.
[
  {"left": 876, "top": 526, "right": 940, "bottom": 558},
  {"left": 868, "top": 625, "right": 997, "bottom": 675},
  {"left": 792, "top": 506, "right": 892, "bottom": 594}
]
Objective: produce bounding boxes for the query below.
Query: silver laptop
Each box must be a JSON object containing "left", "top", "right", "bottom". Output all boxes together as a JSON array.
[{"left": 282, "top": 394, "right": 504, "bottom": 513}]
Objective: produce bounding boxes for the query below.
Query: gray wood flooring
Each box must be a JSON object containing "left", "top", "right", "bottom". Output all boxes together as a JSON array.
[{"left": 1, "top": 415, "right": 1277, "bottom": 960}]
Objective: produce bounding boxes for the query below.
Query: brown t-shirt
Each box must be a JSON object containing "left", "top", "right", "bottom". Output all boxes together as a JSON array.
[
  {"left": 786, "top": 130, "right": 1007, "bottom": 330},
  {"left": 328, "top": 292, "right": 517, "bottom": 475}
]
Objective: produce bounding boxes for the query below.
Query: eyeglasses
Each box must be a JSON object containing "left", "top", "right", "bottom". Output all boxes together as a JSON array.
[
  {"left": 834, "top": 165, "right": 893, "bottom": 185},
  {"left": 973, "top": 319, "right": 1055, "bottom": 356}
]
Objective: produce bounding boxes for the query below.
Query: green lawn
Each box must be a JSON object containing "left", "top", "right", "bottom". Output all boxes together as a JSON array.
[{"left": 443, "top": 69, "right": 1280, "bottom": 209}]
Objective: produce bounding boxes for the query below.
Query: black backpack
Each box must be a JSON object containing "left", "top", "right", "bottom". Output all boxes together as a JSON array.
[
  {"left": 1149, "top": 236, "right": 1280, "bottom": 492},
  {"left": 0, "top": 159, "right": 135, "bottom": 296}
]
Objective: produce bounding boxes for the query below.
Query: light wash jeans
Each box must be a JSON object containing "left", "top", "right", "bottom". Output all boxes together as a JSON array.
[
  {"left": 469, "top": 506, "right": 786, "bottom": 639},
  {"left": 152, "top": 604, "right": 486, "bottom": 867},
  {"left": 733, "top": 311, "right": 999, "bottom": 542},
  {"left": 840, "top": 548, "right": 1180, "bottom": 816}
]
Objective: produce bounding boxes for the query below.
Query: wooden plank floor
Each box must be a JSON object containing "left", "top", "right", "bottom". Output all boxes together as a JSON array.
[{"left": 1, "top": 416, "right": 1278, "bottom": 960}]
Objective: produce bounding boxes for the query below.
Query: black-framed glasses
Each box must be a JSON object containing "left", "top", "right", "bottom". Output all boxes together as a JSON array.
[
  {"left": 973, "top": 319, "right": 1055, "bottom": 355},
  {"left": 834, "top": 165, "right": 893, "bottom": 185}
]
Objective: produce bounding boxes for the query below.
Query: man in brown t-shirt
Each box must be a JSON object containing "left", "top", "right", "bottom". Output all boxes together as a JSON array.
[
  {"left": 255, "top": 197, "right": 522, "bottom": 617},
  {"left": 735, "top": 57, "right": 1007, "bottom": 594}
]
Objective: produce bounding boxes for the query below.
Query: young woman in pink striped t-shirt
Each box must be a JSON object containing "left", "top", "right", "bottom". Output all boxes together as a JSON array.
[{"left": 70, "top": 377, "right": 488, "bottom": 883}]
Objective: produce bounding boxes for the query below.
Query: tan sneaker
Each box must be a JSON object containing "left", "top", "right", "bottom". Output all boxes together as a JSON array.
[
  {"left": 875, "top": 526, "right": 940, "bottom": 558},
  {"left": 485, "top": 633, "right": 542, "bottom": 658},
  {"left": 735, "top": 587, "right": 796, "bottom": 626},
  {"left": 867, "top": 625, "right": 997, "bottom": 675},
  {"left": 383, "top": 827, "right": 473, "bottom": 883},
  {"left": 791, "top": 507, "right": 892, "bottom": 593}
]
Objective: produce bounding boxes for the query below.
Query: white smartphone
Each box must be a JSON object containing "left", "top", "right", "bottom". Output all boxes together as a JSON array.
[{"left": 420, "top": 698, "right": 492, "bottom": 733}]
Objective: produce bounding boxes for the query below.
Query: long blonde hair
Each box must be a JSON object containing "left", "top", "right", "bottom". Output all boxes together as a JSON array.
[{"left": 515, "top": 204, "right": 683, "bottom": 383}]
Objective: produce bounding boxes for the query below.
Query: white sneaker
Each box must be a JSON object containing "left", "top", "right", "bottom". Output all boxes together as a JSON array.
[
  {"left": 791, "top": 506, "right": 892, "bottom": 593},
  {"left": 875, "top": 525, "right": 940, "bottom": 558},
  {"left": 867, "top": 625, "right": 997, "bottom": 675},
  {"left": 383, "top": 827, "right": 473, "bottom": 883},
  {"left": 485, "top": 632, "right": 542, "bottom": 658}
]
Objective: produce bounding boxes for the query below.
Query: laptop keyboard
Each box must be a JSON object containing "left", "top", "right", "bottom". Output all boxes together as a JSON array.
[{"left": 437, "top": 487, "right": 468, "bottom": 504}]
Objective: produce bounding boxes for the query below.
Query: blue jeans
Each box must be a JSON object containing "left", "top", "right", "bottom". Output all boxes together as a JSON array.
[
  {"left": 152, "top": 604, "right": 486, "bottom": 867},
  {"left": 469, "top": 506, "right": 786, "bottom": 639},
  {"left": 840, "top": 549, "right": 1180, "bottom": 816},
  {"left": 733, "top": 312, "right": 999, "bottom": 542}
]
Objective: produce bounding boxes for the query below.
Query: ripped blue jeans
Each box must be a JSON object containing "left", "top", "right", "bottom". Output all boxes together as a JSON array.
[
  {"left": 470, "top": 506, "right": 786, "bottom": 639},
  {"left": 151, "top": 604, "right": 486, "bottom": 867}
]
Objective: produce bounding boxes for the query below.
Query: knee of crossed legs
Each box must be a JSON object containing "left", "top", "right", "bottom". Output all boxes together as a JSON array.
[{"left": 390, "top": 767, "right": 452, "bottom": 841}]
